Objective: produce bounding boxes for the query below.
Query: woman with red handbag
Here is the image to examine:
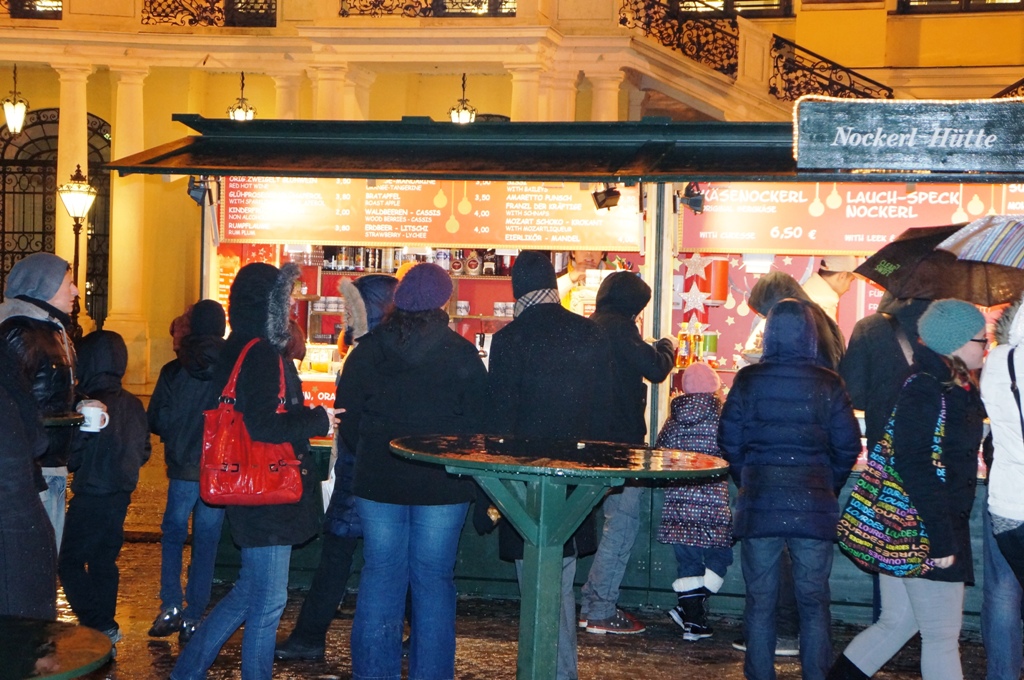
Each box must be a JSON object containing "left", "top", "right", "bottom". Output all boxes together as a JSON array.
[{"left": 171, "top": 262, "right": 334, "bottom": 680}]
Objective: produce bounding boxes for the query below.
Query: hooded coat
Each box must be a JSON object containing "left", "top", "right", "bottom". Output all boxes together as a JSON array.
[
  {"left": 720, "top": 299, "right": 861, "bottom": 540},
  {"left": 324, "top": 274, "right": 398, "bottom": 537},
  {"left": 0, "top": 296, "right": 77, "bottom": 467},
  {"left": 590, "top": 271, "right": 675, "bottom": 444},
  {"left": 891, "top": 344, "right": 983, "bottom": 584},
  {"left": 839, "top": 294, "right": 931, "bottom": 448},
  {"left": 0, "top": 339, "right": 56, "bottom": 619},
  {"left": 336, "top": 310, "right": 486, "bottom": 506},
  {"left": 149, "top": 329, "right": 225, "bottom": 481},
  {"left": 68, "top": 331, "right": 151, "bottom": 495},
  {"left": 983, "top": 295, "right": 1024, "bottom": 524},
  {"left": 747, "top": 271, "right": 845, "bottom": 372},
  {"left": 209, "top": 262, "right": 330, "bottom": 549}
]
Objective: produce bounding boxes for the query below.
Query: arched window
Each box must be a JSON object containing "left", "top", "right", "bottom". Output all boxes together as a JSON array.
[{"left": 0, "top": 108, "right": 111, "bottom": 326}]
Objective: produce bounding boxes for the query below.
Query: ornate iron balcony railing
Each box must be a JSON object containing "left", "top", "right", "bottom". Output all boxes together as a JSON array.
[
  {"left": 339, "top": 0, "right": 515, "bottom": 17},
  {"left": 769, "top": 36, "right": 894, "bottom": 101},
  {"left": 619, "top": 0, "right": 739, "bottom": 78},
  {"left": 141, "top": 0, "right": 276, "bottom": 27},
  {"left": 993, "top": 77, "right": 1024, "bottom": 99}
]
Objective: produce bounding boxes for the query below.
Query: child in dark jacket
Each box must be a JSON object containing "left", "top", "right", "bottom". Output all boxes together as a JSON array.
[
  {"left": 59, "top": 330, "right": 151, "bottom": 650},
  {"left": 656, "top": 361, "right": 732, "bottom": 641},
  {"left": 146, "top": 300, "right": 226, "bottom": 643}
]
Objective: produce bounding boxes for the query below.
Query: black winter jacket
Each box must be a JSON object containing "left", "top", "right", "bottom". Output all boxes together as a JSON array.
[
  {"left": 338, "top": 310, "right": 486, "bottom": 506},
  {"left": 720, "top": 299, "right": 861, "bottom": 541},
  {"left": 486, "top": 302, "right": 617, "bottom": 560},
  {"left": 68, "top": 331, "right": 151, "bottom": 495},
  {"left": 891, "top": 347, "right": 983, "bottom": 584},
  {"left": 0, "top": 296, "right": 77, "bottom": 467},
  {"left": 590, "top": 272, "right": 675, "bottom": 444},
  {"left": 212, "top": 262, "right": 331, "bottom": 549},
  {"left": 839, "top": 295, "right": 930, "bottom": 448},
  {"left": 148, "top": 334, "right": 225, "bottom": 481}
]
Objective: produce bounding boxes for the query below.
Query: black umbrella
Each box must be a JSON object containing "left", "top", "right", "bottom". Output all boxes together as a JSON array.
[{"left": 855, "top": 224, "right": 1024, "bottom": 307}]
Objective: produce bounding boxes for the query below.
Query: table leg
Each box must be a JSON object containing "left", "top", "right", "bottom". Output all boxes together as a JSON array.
[{"left": 475, "top": 476, "right": 613, "bottom": 680}]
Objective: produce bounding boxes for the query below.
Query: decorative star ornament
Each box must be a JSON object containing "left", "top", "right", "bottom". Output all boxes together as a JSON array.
[
  {"left": 672, "top": 257, "right": 685, "bottom": 273},
  {"left": 682, "top": 253, "right": 715, "bottom": 279},
  {"left": 783, "top": 256, "right": 793, "bottom": 265},
  {"left": 725, "top": 316, "right": 735, "bottom": 326},
  {"left": 681, "top": 282, "right": 711, "bottom": 313},
  {"left": 734, "top": 343, "right": 744, "bottom": 352},
  {"left": 730, "top": 257, "right": 740, "bottom": 268}
]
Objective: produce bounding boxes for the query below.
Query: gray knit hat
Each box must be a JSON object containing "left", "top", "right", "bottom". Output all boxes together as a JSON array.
[
  {"left": 6, "top": 252, "right": 70, "bottom": 301},
  {"left": 918, "top": 299, "right": 985, "bottom": 356}
]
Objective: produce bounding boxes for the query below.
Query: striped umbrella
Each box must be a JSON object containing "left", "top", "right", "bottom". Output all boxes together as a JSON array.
[{"left": 938, "top": 215, "right": 1024, "bottom": 269}]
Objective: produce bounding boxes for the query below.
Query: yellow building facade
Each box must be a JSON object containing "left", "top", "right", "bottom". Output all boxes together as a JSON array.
[{"left": 0, "top": 0, "right": 1022, "bottom": 385}]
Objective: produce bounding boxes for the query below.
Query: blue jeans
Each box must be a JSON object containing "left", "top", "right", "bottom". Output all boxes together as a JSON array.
[
  {"left": 580, "top": 486, "right": 642, "bottom": 621},
  {"left": 170, "top": 544, "right": 291, "bottom": 680},
  {"left": 351, "top": 498, "right": 468, "bottom": 680},
  {"left": 741, "top": 537, "right": 834, "bottom": 680},
  {"left": 159, "top": 479, "right": 225, "bottom": 623},
  {"left": 984, "top": 511, "right": 1024, "bottom": 680},
  {"left": 39, "top": 470, "right": 67, "bottom": 551},
  {"left": 672, "top": 543, "right": 733, "bottom": 579}
]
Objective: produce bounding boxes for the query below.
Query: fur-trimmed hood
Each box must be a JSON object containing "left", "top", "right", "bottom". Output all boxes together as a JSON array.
[
  {"left": 995, "top": 293, "right": 1024, "bottom": 347},
  {"left": 227, "top": 262, "right": 299, "bottom": 350}
]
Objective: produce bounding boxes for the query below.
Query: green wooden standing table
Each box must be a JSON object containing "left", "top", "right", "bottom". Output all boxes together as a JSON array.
[
  {"left": 0, "top": 616, "right": 112, "bottom": 679},
  {"left": 390, "top": 434, "right": 729, "bottom": 680}
]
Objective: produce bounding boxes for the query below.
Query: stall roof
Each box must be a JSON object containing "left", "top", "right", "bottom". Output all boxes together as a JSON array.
[{"left": 106, "top": 114, "right": 1023, "bottom": 184}]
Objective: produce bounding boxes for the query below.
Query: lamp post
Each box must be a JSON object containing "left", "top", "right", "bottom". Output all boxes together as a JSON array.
[{"left": 57, "top": 164, "right": 97, "bottom": 339}]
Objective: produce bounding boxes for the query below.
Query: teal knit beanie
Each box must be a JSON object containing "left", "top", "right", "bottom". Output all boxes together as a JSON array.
[{"left": 917, "top": 299, "right": 985, "bottom": 356}]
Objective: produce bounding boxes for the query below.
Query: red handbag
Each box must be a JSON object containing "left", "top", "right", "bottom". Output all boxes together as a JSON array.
[{"left": 200, "top": 338, "right": 303, "bottom": 506}]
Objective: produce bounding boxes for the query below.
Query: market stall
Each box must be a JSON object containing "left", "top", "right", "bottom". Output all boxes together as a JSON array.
[{"left": 109, "top": 98, "right": 1024, "bottom": 626}]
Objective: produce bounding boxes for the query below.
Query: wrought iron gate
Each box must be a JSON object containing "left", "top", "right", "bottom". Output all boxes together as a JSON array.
[{"left": 0, "top": 161, "right": 57, "bottom": 301}]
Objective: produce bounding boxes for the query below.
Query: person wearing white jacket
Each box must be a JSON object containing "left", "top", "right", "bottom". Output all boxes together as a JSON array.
[
  {"left": 979, "top": 294, "right": 1024, "bottom": 680},
  {"left": 981, "top": 294, "right": 1024, "bottom": 573}
]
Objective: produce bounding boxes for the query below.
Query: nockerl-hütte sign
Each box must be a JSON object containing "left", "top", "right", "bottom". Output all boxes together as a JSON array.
[{"left": 794, "top": 96, "right": 1024, "bottom": 173}]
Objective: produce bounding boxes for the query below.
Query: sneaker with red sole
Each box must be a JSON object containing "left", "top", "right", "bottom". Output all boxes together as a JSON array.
[{"left": 584, "top": 608, "right": 645, "bottom": 635}]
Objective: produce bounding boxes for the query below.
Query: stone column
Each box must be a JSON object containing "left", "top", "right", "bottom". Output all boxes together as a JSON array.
[
  {"left": 341, "top": 68, "right": 376, "bottom": 121},
  {"left": 272, "top": 72, "right": 302, "bottom": 119},
  {"left": 103, "top": 67, "right": 151, "bottom": 385},
  {"left": 312, "top": 66, "right": 348, "bottom": 120},
  {"left": 52, "top": 64, "right": 92, "bottom": 314},
  {"left": 546, "top": 71, "right": 579, "bottom": 122},
  {"left": 587, "top": 70, "right": 625, "bottom": 122},
  {"left": 508, "top": 67, "right": 543, "bottom": 122}
]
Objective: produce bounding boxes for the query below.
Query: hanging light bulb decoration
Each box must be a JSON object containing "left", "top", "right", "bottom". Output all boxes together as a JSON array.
[
  {"left": 2, "top": 64, "right": 29, "bottom": 136},
  {"left": 448, "top": 73, "right": 476, "bottom": 125},
  {"left": 227, "top": 72, "right": 256, "bottom": 121}
]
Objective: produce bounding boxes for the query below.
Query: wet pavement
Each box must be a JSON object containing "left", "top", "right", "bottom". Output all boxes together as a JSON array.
[{"left": 70, "top": 438, "right": 990, "bottom": 679}]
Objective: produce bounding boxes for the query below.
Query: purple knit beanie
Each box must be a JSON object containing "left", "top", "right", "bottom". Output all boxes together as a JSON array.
[{"left": 393, "top": 263, "right": 453, "bottom": 312}]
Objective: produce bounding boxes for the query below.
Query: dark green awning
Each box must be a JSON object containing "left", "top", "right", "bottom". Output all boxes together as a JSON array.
[{"left": 106, "top": 114, "right": 1021, "bottom": 184}]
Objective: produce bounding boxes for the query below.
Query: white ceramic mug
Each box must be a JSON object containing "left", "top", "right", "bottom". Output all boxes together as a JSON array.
[
  {"left": 80, "top": 406, "right": 110, "bottom": 433},
  {"left": 456, "top": 300, "right": 470, "bottom": 316}
]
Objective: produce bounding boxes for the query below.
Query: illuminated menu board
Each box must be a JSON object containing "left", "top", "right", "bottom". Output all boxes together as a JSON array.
[
  {"left": 680, "top": 181, "right": 1018, "bottom": 254},
  {"left": 221, "top": 177, "right": 642, "bottom": 251}
]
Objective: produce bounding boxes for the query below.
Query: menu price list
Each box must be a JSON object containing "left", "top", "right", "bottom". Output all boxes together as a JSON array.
[
  {"left": 681, "top": 181, "right": 1011, "bottom": 253},
  {"left": 222, "top": 177, "right": 642, "bottom": 251}
]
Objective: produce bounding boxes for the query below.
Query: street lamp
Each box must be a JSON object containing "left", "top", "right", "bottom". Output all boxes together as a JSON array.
[{"left": 57, "top": 164, "right": 97, "bottom": 338}]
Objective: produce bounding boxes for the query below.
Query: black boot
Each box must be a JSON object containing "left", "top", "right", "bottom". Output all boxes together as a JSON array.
[
  {"left": 667, "top": 588, "right": 713, "bottom": 641},
  {"left": 826, "top": 654, "right": 869, "bottom": 680}
]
